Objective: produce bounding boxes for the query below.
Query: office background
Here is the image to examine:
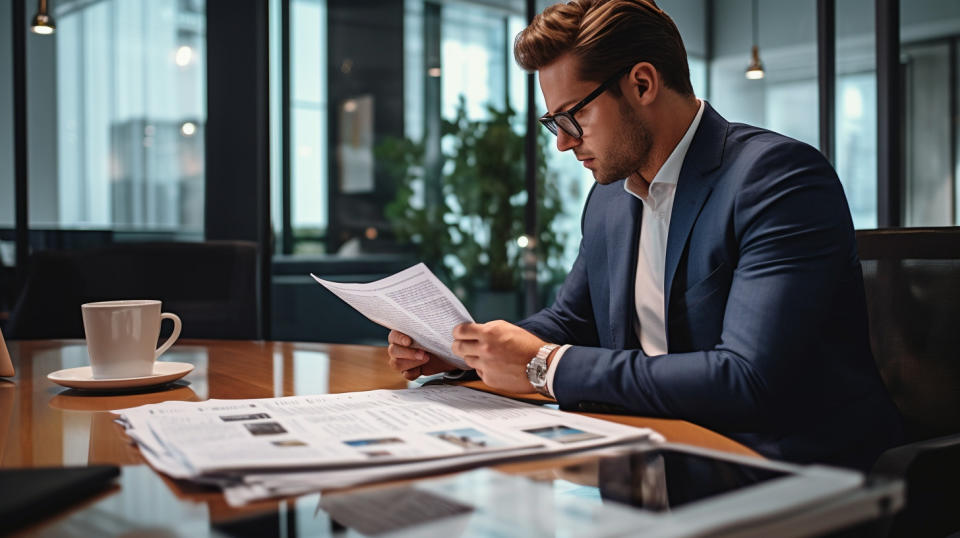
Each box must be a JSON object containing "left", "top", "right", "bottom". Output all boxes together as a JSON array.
[{"left": 1, "top": 0, "right": 958, "bottom": 343}]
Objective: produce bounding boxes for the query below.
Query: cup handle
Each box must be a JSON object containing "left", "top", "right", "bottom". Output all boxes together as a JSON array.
[{"left": 155, "top": 313, "right": 182, "bottom": 359}]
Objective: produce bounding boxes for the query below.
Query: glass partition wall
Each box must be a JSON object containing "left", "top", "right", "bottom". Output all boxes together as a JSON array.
[
  {"left": 1, "top": 0, "right": 206, "bottom": 328},
  {"left": 269, "top": 0, "right": 960, "bottom": 341},
  {"left": 835, "top": 0, "right": 878, "bottom": 229},
  {"left": 0, "top": 4, "right": 13, "bottom": 315},
  {"left": 5, "top": 0, "right": 206, "bottom": 239},
  {"left": 5, "top": 0, "right": 960, "bottom": 339},
  {"left": 900, "top": 0, "right": 960, "bottom": 226},
  {"left": 271, "top": 0, "right": 541, "bottom": 343}
]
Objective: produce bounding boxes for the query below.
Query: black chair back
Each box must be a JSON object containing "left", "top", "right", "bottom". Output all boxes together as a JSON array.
[
  {"left": 6, "top": 241, "right": 259, "bottom": 340},
  {"left": 857, "top": 227, "right": 960, "bottom": 538},
  {"left": 857, "top": 227, "right": 960, "bottom": 442}
]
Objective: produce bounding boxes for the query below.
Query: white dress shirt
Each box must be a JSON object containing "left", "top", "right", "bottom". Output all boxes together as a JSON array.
[{"left": 544, "top": 100, "right": 705, "bottom": 397}]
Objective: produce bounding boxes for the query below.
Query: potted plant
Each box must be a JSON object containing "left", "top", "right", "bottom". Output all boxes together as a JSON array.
[{"left": 379, "top": 97, "right": 567, "bottom": 320}]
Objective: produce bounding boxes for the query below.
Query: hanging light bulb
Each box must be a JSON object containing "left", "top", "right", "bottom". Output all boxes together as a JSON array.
[
  {"left": 745, "top": 0, "right": 764, "bottom": 80},
  {"left": 30, "top": 0, "right": 56, "bottom": 35}
]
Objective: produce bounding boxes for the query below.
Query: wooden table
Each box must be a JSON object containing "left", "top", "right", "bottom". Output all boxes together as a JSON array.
[{"left": 0, "top": 339, "right": 759, "bottom": 535}]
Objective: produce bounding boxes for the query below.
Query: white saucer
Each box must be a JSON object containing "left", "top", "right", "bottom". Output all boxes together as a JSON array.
[{"left": 47, "top": 362, "right": 195, "bottom": 390}]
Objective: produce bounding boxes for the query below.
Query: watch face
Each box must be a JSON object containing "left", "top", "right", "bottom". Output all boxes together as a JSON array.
[{"left": 527, "top": 358, "right": 546, "bottom": 384}]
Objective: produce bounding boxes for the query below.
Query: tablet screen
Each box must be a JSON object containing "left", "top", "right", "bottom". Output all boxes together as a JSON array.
[{"left": 589, "top": 448, "right": 791, "bottom": 511}]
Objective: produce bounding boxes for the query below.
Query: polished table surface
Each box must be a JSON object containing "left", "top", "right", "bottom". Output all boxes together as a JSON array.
[{"left": 0, "top": 339, "right": 759, "bottom": 535}]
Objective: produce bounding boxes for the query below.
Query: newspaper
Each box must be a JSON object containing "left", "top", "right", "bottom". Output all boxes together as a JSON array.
[
  {"left": 115, "top": 385, "right": 664, "bottom": 505},
  {"left": 310, "top": 263, "right": 472, "bottom": 369}
]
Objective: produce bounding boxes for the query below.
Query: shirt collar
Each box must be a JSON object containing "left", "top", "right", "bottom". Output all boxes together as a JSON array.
[{"left": 625, "top": 99, "right": 705, "bottom": 200}]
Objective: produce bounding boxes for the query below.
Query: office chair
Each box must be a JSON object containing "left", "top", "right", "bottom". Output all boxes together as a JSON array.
[
  {"left": 857, "top": 227, "right": 960, "bottom": 538},
  {"left": 6, "top": 241, "right": 259, "bottom": 340}
]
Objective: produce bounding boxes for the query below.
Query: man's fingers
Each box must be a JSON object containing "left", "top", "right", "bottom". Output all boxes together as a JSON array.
[
  {"left": 451, "top": 339, "right": 482, "bottom": 358},
  {"left": 388, "top": 343, "right": 427, "bottom": 361},
  {"left": 393, "top": 357, "right": 429, "bottom": 372},
  {"left": 402, "top": 367, "right": 421, "bottom": 381},
  {"left": 452, "top": 322, "right": 482, "bottom": 339},
  {"left": 388, "top": 331, "right": 412, "bottom": 347}
]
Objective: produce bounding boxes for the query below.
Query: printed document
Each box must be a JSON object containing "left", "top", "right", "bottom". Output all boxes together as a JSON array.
[
  {"left": 311, "top": 263, "right": 472, "bottom": 369},
  {"left": 114, "top": 385, "right": 664, "bottom": 505}
]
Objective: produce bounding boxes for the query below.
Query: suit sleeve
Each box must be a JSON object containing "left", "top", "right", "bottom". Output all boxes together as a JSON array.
[{"left": 552, "top": 142, "right": 855, "bottom": 431}]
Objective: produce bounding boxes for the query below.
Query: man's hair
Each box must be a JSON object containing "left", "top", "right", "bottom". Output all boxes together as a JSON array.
[{"left": 513, "top": 0, "right": 694, "bottom": 96}]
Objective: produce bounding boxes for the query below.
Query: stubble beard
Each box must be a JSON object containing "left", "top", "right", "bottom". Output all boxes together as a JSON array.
[{"left": 592, "top": 103, "right": 653, "bottom": 185}]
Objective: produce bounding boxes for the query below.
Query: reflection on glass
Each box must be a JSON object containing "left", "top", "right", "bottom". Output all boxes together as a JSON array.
[
  {"left": 440, "top": 4, "right": 509, "bottom": 121},
  {"left": 903, "top": 43, "right": 951, "bottom": 225},
  {"left": 835, "top": 0, "right": 877, "bottom": 229},
  {"left": 836, "top": 74, "right": 877, "bottom": 229},
  {"left": 293, "top": 350, "right": 330, "bottom": 395},
  {"left": 45, "top": 0, "right": 206, "bottom": 234},
  {"left": 0, "top": 3, "right": 12, "bottom": 233},
  {"left": 93, "top": 466, "right": 210, "bottom": 534},
  {"left": 48, "top": 384, "right": 200, "bottom": 412},
  {"left": 900, "top": 0, "right": 960, "bottom": 226},
  {"left": 710, "top": 0, "right": 818, "bottom": 146},
  {"left": 290, "top": 0, "right": 328, "bottom": 252},
  {"left": 0, "top": 381, "right": 14, "bottom": 463}
]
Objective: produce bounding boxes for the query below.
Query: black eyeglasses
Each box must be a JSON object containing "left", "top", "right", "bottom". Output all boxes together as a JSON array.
[{"left": 539, "top": 66, "right": 631, "bottom": 139}]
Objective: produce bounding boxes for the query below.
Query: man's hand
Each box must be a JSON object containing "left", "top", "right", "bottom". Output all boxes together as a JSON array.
[
  {"left": 386, "top": 330, "right": 454, "bottom": 381},
  {"left": 452, "top": 320, "right": 546, "bottom": 393}
]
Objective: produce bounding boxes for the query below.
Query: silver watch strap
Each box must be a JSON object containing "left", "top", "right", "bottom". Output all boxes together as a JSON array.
[{"left": 532, "top": 344, "right": 559, "bottom": 397}]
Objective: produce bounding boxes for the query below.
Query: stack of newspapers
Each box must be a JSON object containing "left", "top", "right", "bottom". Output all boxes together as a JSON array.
[{"left": 115, "top": 385, "right": 663, "bottom": 506}]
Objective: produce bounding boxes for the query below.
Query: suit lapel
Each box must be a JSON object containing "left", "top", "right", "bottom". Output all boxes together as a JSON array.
[
  {"left": 607, "top": 189, "right": 642, "bottom": 349},
  {"left": 663, "top": 103, "right": 728, "bottom": 344}
]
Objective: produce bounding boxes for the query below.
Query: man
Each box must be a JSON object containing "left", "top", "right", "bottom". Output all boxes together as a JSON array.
[{"left": 387, "top": 0, "right": 902, "bottom": 470}]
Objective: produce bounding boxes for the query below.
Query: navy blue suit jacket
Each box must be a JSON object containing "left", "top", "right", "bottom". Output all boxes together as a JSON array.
[{"left": 518, "top": 103, "right": 902, "bottom": 470}]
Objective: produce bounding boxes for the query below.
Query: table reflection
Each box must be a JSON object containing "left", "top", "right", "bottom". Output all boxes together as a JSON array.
[{"left": 48, "top": 383, "right": 201, "bottom": 412}]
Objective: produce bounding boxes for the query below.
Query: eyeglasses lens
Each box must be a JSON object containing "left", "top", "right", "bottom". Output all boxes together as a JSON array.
[{"left": 554, "top": 115, "right": 580, "bottom": 138}]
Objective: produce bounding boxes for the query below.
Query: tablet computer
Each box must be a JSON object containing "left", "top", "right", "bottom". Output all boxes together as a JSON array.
[
  {"left": 0, "top": 465, "right": 120, "bottom": 532},
  {"left": 314, "top": 442, "right": 904, "bottom": 537}
]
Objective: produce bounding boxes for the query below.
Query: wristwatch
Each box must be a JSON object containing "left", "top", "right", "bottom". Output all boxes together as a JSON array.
[{"left": 526, "top": 344, "right": 559, "bottom": 397}]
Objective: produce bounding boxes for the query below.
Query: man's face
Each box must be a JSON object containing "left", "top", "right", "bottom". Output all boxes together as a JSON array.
[{"left": 538, "top": 54, "right": 652, "bottom": 184}]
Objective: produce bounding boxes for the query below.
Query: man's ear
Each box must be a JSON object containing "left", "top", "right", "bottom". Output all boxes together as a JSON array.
[{"left": 628, "top": 62, "right": 658, "bottom": 104}]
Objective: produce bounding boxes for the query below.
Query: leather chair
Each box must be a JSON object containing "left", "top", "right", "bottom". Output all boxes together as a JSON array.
[
  {"left": 857, "top": 227, "right": 960, "bottom": 537},
  {"left": 6, "top": 241, "right": 259, "bottom": 340}
]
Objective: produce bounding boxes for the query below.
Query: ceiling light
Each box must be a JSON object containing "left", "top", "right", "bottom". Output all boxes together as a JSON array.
[
  {"left": 30, "top": 0, "right": 56, "bottom": 35},
  {"left": 745, "top": 0, "right": 765, "bottom": 80},
  {"left": 175, "top": 46, "right": 194, "bottom": 67},
  {"left": 746, "top": 46, "right": 765, "bottom": 80}
]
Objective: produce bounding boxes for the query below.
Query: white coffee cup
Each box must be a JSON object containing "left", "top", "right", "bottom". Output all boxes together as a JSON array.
[{"left": 81, "top": 300, "right": 182, "bottom": 379}]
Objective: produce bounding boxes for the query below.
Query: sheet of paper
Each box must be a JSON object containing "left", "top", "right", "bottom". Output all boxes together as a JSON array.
[{"left": 310, "top": 263, "right": 472, "bottom": 369}]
